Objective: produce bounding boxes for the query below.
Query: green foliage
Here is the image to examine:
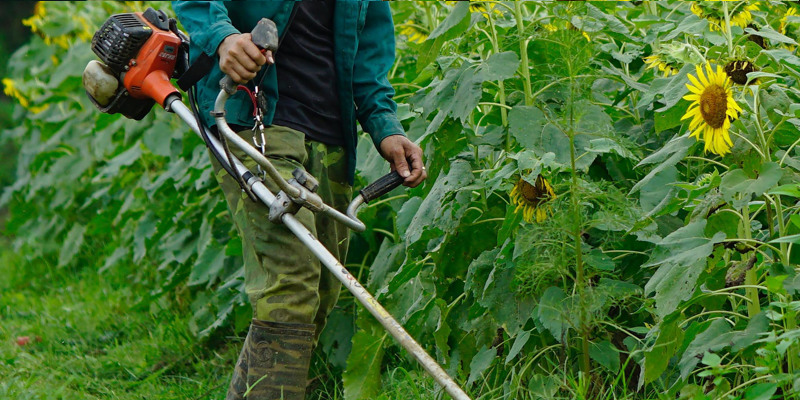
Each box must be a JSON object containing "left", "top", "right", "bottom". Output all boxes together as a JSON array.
[{"left": 4, "top": 1, "right": 800, "bottom": 400}]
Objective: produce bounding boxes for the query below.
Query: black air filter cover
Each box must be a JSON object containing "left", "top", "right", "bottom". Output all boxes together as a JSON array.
[{"left": 91, "top": 13, "right": 152, "bottom": 75}]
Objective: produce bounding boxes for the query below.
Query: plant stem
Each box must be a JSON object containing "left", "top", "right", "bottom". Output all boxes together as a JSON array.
[
  {"left": 740, "top": 200, "right": 761, "bottom": 317},
  {"left": 567, "top": 70, "right": 591, "bottom": 377},
  {"left": 486, "top": 12, "right": 509, "bottom": 149},
  {"left": 722, "top": 2, "right": 734, "bottom": 54},
  {"left": 514, "top": 1, "right": 533, "bottom": 106}
]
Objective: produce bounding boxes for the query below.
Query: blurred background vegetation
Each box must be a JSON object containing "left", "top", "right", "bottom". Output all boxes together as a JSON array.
[{"left": 0, "top": 2, "right": 34, "bottom": 214}]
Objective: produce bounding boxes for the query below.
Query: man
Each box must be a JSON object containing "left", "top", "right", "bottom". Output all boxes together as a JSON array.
[{"left": 172, "top": 1, "right": 426, "bottom": 399}]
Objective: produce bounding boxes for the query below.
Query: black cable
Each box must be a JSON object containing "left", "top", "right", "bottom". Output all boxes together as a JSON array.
[{"left": 188, "top": 85, "right": 238, "bottom": 180}]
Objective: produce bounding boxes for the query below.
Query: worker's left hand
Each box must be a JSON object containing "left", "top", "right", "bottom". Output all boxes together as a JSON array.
[{"left": 379, "top": 135, "right": 427, "bottom": 188}]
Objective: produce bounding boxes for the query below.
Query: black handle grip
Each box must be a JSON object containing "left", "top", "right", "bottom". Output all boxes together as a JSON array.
[
  {"left": 251, "top": 18, "right": 279, "bottom": 52},
  {"left": 360, "top": 171, "right": 405, "bottom": 204},
  {"left": 220, "top": 18, "right": 279, "bottom": 94}
]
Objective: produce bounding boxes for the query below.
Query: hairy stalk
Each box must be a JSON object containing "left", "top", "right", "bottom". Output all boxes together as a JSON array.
[
  {"left": 722, "top": 2, "right": 734, "bottom": 54},
  {"left": 568, "top": 70, "right": 590, "bottom": 377},
  {"left": 514, "top": 1, "right": 533, "bottom": 106},
  {"left": 486, "top": 12, "right": 509, "bottom": 150},
  {"left": 740, "top": 200, "right": 761, "bottom": 317}
]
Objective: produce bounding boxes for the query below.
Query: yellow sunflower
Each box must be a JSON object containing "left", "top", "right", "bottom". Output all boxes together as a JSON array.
[
  {"left": 510, "top": 175, "right": 556, "bottom": 223},
  {"left": 681, "top": 63, "right": 742, "bottom": 156},
  {"left": 398, "top": 23, "right": 428, "bottom": 44},
  {"left": 644, "top": 54, "right": 680, "bottom": 77},
  {"left": 690, "top": 1, "right": 758, "bottom": 31},
  {"left": 2, "top": 78, "right": 49, "bottom": 113},
  {"left": 444, "top": 1, "right": 503, "bottom": 17},
  {"left": 782, "top": 7, "right": 799, "bottom": 50}
]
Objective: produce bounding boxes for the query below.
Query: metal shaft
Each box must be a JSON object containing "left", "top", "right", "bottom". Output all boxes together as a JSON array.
[{"left": 169, "top": 99, "right": 472, "bottom": 400}]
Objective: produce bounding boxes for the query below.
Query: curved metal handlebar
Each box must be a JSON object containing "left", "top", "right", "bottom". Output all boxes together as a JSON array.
[{"left": 213, "top": 23, "right": 405, "bottom": 233}]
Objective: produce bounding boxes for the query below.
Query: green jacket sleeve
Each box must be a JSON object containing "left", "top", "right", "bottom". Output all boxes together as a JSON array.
[
  {"left": 171, "top": 1, "right": 240, "bottom": 57},
  {"left": 352, "top": 2, "right": 406, "bottom": 148}
]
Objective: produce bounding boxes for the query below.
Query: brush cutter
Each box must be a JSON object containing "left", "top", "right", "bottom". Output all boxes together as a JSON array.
[{"left": 81, "top": 8, "right": 471, "bottom": 400}]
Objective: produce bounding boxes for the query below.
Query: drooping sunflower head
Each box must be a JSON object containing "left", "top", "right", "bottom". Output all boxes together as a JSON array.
[
  {"left": 644, "top": 54, "right": 680, "bottom": 77},
  {"left": 398, "top": 23, "right": 428, "bottom": 44},
  {"left": 643, "top": 42, "right": 704, "bottom": 77},
  {"left": 681, "top": 63, "right": 743, "bottom": 156},
  {"left": 510, "top": 175, "right": 556, "bottom": 223},
  {"left": 690, "top": 1, "right": 758, "bottom": 31},
  {"left": 723, "top": 60, "right": 758, "bottom": 85},
  {"left": 444, "top": 1, "right": 503, "bottom": 17},
  {"left": 745, "top": 24, "right": 767, "bottom": 49}
]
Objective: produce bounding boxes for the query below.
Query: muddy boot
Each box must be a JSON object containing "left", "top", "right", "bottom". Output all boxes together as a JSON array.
[{"left": 227, "top": 319, "right": 316, "bottom": 400}]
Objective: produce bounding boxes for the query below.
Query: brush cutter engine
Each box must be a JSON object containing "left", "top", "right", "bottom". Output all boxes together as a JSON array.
[{"left": 83, "top": 8, "right": 186, "bottom": 120}]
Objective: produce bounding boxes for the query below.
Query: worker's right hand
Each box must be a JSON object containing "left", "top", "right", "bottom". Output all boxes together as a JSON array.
[{"left": 217, "top": 33, "right": 274, "bottom": 84}]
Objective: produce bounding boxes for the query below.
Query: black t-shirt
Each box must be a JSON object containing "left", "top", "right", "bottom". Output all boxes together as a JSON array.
[{"left": 271, "top": 0, "right": 344, "bottom": 146}]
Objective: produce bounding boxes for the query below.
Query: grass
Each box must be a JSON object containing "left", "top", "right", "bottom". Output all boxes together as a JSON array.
[
  {"left": 0, "top": 240, "right": 239, "bottom": 400},
  {"left": 0, "top": 237, "right": 442, "bottom": 400}
]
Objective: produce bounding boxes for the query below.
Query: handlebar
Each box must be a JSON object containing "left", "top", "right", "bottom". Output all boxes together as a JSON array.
[
  {"left": 214, "top": 18, "right": 406, "bottom": 232},
  {"left": 220, "top": 18, "right": 279, "bottom": 95}
]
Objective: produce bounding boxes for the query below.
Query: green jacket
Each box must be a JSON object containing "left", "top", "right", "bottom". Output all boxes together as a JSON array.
[{"left": 172, "top": 1, "right": 405, "bottom": 183}]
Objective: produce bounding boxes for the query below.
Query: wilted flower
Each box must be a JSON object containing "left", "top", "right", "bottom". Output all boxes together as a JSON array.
[
  {"left": 723, "top": 60, "right": 758, "bottom": 85},
  {"left": 510, "top": 175, "right": 556, "bottom": 223}
]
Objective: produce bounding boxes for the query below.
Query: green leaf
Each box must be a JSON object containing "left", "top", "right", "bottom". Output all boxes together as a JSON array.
[
  {"left": 585, "top": 138, "right": 637, "bottom": 160},
  {"left": 746, "top": 27, "right": 797, "bottom": 45},
  {"left": 706, "top": 212, "right": 739, "bottom": 239},
  {"left": 467, "top": 346, "right": 496, "bottom": 386},
  {"left": 143, "top": 119, "right": 175, "bottom": 157},
  {"left": 427, "top": 1, "right": 469, "bottom": 40},
  {"left": 188, "top": 244, "right": 225, "bottom": 287},
  {"left": 642, "top": 313, "right": 684, "bottom": 383},
  {"left": 505, "top": 330, "right": 531, "bottom": 365},
  {"left": 645, "top": 220, "right": 726, "bottom": 318},
  {"left": 720, "top": 162, "right": 783, "bottom": 207},
  {"left": 744, "top": 383, "right": 778, "bottom": 400},
  {"left": 58, "top": 223, "right": 86, "bottom": 267},
  {"left": 537, "top": 287, "right": 571, "bottom": 343},
  {"left": 93, "top": 142, "right": 142, "bottom": 181},
  {"left": 405, "top": 160, "right": 473, "bottom": 244},
  {"left": 770, "top": 234, "right": 800, "bottom": 245},
  {"left": 768, "top": 184, "right": 800, "bottom": 198},
  {"left": 631, "top": 135, "right": 693, "bottom": 194},
  {"left": 343, "top": 316, "right": 387, "bottom": 400},
  {"left": 590, "top": 340, "right": 620, "bottom": 373},
  {"left": 678, "top": 319, "right": 732, "bottom": 380},
  {"left": 476, "top": 51, "right": 520, "bottom": 82},
  {"left": 585, "top": 249, "right": 615, "bottom": 271},
  {"left": 133, "top": 212, "right": 157, "bottom": 263},
  {"left": 655, "top": 99, "right": 690, "bottom": 133}
]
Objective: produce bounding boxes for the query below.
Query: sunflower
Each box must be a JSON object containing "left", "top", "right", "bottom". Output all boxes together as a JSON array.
[
  {"left": 690, "top": 1, "right": 758, "bottom": 31},
  {"left": 746, "top": 25, "right": 767, "bottom": 49},
  {"left": 2, "top": 78, "right": 49, "bottom": 113},
  {"left": 444, "top": 1, "right": 503, "bottom": 17},
  {"left": 510, "top": 175, "right": 556, "bottom": 223},
  {"left": 723, "top": 60, "right": 758, "bottom": 85},
  {"left": 681, "top": 63, "right": 742, "bottom": 156},
  {"left": 782, "top": 7, "right": 799, "bottom": 50},
  {"left": 398, "top": 23, "right": 428, "bottom": 44},
  {"left": 644, "top": 54, "right": 680, "bottom": 77}
]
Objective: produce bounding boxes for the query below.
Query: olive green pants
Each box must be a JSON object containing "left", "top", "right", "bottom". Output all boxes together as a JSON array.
[{"left": 210, "top": 125, "right": 352, "bottom": 340}]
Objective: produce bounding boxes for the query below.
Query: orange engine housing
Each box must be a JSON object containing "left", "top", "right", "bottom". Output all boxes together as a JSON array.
[{"left": 122, "top": 12, "right": 181, "bottom": 107}]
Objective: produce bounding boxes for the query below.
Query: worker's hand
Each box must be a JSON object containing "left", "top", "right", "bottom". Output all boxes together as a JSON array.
[
  {"left": 379, "top": 135, "right": 427, "bottom": 188},
  {"left": 217, "top": 33, "right": 274, "bottom": 84}
]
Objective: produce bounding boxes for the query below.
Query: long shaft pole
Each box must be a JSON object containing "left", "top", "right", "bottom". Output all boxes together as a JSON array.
[{"left": 168, "top": 99, "right": 472, "bottom": 400}]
